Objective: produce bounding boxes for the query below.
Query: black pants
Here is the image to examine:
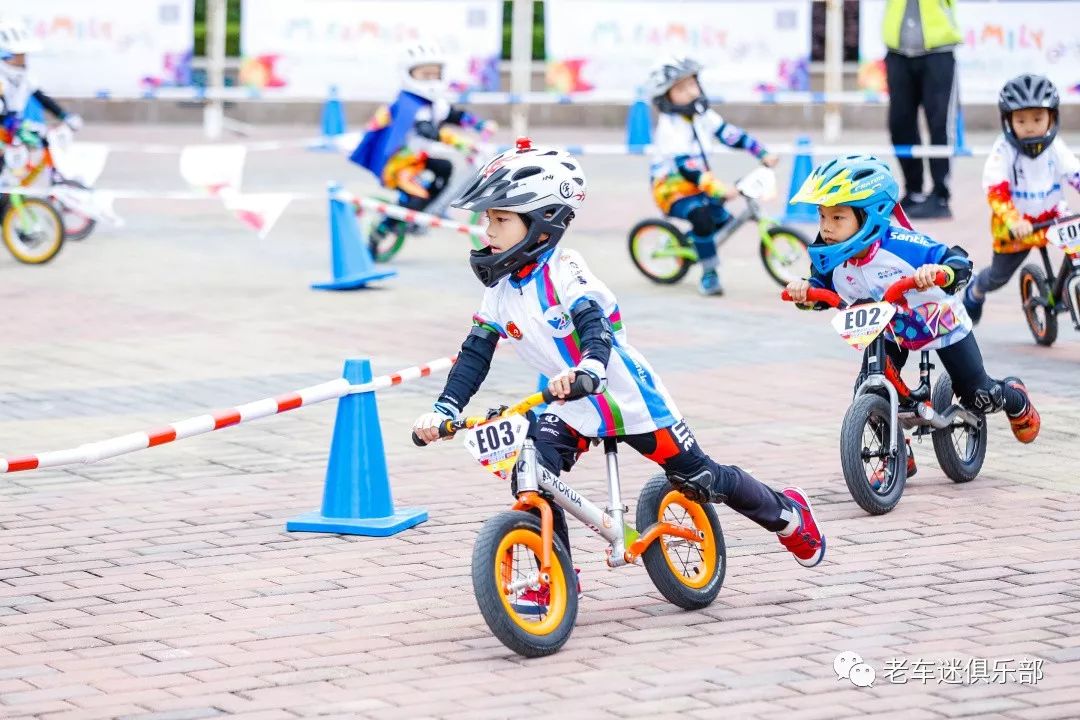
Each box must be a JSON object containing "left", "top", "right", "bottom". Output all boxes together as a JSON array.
[
  {"left": 885, "top": 51, "right": 957, "bottom": 199},
  {"left": 858, "top": 333, "right": 1025, "bottom": 416},
  {"left": 974, "top": 250, "right": 1030, "bottom": 296},
  {"left": 518, "top": 413, "right": 793, "bottom": 557}
]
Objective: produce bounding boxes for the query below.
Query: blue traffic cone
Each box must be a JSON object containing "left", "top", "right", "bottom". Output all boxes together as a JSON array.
[
  {"left": 287, "top": 358, "right": 428, "bottom": 536},
  {"left": 954, "top": 106, "right": 971, "bottom": 157},
  {"left": 783, "top": 135, "right": 818, "bottom": 224},
  {"left": 312, "top": 183, "right": 397, "bottom": 290},
  {"left": 626, "top": 92, "right": 652, "bottom": 152},
  {"left": 314, "top": 85, "right": 347, "bottom": 151}
]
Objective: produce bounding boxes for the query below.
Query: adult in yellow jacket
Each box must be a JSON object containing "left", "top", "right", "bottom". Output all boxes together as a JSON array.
[{"left": 883, "top": 0, "right": 962, "bottom": 220}]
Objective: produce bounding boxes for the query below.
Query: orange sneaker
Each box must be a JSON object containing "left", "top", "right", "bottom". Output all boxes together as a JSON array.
[
  {"left": 870, "top": 439, "right": 917, "bottom": 489},
  {"left": 1004, "top": 377, "right": 1040, "bottom": 444}
]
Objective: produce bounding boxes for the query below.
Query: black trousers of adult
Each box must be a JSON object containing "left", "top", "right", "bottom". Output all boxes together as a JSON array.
[{"left": 885, "top": 50, "right": 957, "bottom": 199}]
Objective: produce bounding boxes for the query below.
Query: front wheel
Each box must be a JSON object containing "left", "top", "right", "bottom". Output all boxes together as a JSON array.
[
  {"left": 2, "top": 197, "right": 64, "bottom": 264},
  {"left": 367, "top": 215, "right": 408, "bottom": 263},
  {"left": 931, "top": 372, "right": 987, "bottom": 483},
  {"left": 471, "top": 510, "right": 578, "bottom": 658},
  {"left": 1019, "top": 264, "right": 1058, "bottom": 346},
  {"left": 628, "top": 219, "right": 695, "bottom": 284},
  {"left": 636, "top": 475, "right": 725, "bottom": 610},
  {"left": 51, "top": 180, "right": 97, "bottom": 241},
  {"left": 759, "top": 225, "right": 812, "bottom": 287},
  {"left": 840, "top": 393, "right": 907, "bottom": 515}
]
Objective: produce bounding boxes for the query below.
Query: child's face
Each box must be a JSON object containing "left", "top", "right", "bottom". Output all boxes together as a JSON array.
[
  {"left": 1010, "top": 107, "right": 1052, "bottom": 139},
  {"left": 667, "top": 76, "right": 701, "bottom": 107},
  {"left": 818, "top": 205, "right": 861, "bottom": 244},
  {"left": 410, "top": 64, "right": 443, "bottom": 82},
  {"left": 484, "top": 209, "right": 528, "bottom": 252}
]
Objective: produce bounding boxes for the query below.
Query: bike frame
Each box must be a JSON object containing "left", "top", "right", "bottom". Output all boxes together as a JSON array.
[
  {"left": 440, "top": 390, "right": 703, "bottom": 585},
  {"left": 661, "top": 197, "right": 779, "bottom": 262},
  {"left": 1034, "top": 245, "right": 1080, "bottom": 328}
]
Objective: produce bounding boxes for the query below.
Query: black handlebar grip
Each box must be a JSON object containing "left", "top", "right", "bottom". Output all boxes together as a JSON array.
[
  {"left": 540, "top": 372, "right": 598, "bottom": 404},
  {"left": 411, "top": 431, "right": 427, "bottom": 447}
]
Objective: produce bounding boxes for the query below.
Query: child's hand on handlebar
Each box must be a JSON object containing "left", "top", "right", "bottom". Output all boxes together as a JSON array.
[
  {"left": 913, "top": 264, "right": 948, "bottom": 290},
  {"left": 1010, "top": 219, "right": 1035, "bottom": 241},
  {"left": 548, "top": 362, "right": 606, "bottom": 403},
  {"left": 784, "top": 279, "right": 811, "bottom": 303},
  {"left": 761, "top": 154, "right": 779, "bottom": 168},
  {"left": 412, "top": 403, "right": 458, "bottom": 444}
]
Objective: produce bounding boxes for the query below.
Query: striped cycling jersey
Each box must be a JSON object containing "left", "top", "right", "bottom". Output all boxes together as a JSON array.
[{"left": 474, "top": 247, "right": 679, "bottom": 437}]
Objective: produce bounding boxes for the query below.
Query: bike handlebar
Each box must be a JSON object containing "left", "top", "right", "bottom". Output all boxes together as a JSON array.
[
  {"left": 882, "top": 268, "right": 954, "bottom": 304},
  {"left": 412, "top": 374, "right": 596, "bottom": 447},
  {"left": 1030, "top": 214, "right": 1080, "bottom": 232},
  {"left": 780, "top": 287, "right": 843, "bottom": 308}
]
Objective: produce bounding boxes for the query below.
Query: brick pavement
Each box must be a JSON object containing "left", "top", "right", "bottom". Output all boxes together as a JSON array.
[{"left": 1, "top": 126, "right": 1078, "bottom": 719}]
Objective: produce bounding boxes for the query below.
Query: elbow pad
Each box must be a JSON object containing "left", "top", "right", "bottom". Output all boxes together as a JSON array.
[
  {"left": 942, "top": 246, "right": 973, "bottom": 293},
  {"left": 570, "top": 299, "right": 613, "bottom": 368}
]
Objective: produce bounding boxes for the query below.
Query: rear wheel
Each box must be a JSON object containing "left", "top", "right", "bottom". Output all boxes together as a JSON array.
[
  {"left": 636, "top": 475, "right": 725, "bottom": 610},
  {"left": 367, "top": 216, "right": 407, "bottom": 262},
  {"left": 2, "top": 197, "right": 64, "bottom": 264},
  {"left": 1019, "top": 264, "right": 1058, "bottom": 346},
  {"left": 628, "top": 219, "right": 694, "bottom": 284},
  {"left": 760, "top": 225, "right": 811, "bottom": 286},
  {"left": 931, "top": 372, "right": 987, "bottom": 483},
  {"left": 51, "top": 179, "right": 97, "bottom": 241},
  {"left": 840, "top": 393, "right": 907, "bottom": 515}
]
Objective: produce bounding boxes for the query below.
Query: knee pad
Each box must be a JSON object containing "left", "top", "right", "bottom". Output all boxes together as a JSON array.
[
  {"left": 667, "top": 467, "right": 718, "bottom": 504},
  {"left": 967, "top": 381, "right": 1004, "bottom": 414},
  {"left": 686, "top": 205, "right": 717, "bottom": 237}
]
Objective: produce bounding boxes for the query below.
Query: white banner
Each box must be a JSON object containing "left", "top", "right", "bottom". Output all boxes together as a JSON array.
[
  {"left": 240, "top": 0, "right": 502, "bottom": 99},
  {"left": 544, "top": 0, "right": 811, "bottom": 97},
  {"left": 0, "top": 0, "right": 194, "bottom": 97},
  {"left": 859, "top": 0, "right": 1080, "bottom": 99},
  {"left": 179, "top": 145, "right": 247, "bottom": 196}
]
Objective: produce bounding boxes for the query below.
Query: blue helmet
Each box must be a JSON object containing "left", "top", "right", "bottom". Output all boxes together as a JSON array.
[{"left": 790, "top": 155, "right": 900, "bottom": 274}]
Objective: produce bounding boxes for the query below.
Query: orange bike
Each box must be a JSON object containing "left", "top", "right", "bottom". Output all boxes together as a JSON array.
[
  {"left": 414, "top": 376, "right": 725, "bottom": 657},
  {"left": 0, "top": 123, "right": 65, "bottom": 263}
]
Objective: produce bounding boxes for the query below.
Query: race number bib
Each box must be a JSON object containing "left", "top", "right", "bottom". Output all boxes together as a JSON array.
[
  {"left": 831, "top": 302, "right": 897, "bottom": 351},
  {"left": 463, "top": 414, "right": 529, "bottom": 480},
  {"left": 1049, "top": 217, "right": 1080, "bottom": 255}
]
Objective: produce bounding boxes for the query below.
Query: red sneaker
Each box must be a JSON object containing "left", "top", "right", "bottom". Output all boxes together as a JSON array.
[
  {"left": 870, "top": 438, "right": 917, "bottom": 489},
  {"left": 1004, "top": 377, "right": 1040, "bottom": 444},
  {"left": 778, "top": 487, "right": 826, "bottom": 568},
  {"left": 510, "top": 568, "right": 581, "bottom": 616}
]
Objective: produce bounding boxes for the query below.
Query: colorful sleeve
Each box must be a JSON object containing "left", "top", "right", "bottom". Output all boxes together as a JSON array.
[
  {"left": 715, "top": 119, "right": 768, "bottom": 159},
  {"left": 982, "top": 140, "right": 1023, "bottom": 233},
  {"left": 445, "top": 106, "right": 482, "bottom": 129},
  {"left": 472, "top": 289, "right": 507, "bottom": 338}
]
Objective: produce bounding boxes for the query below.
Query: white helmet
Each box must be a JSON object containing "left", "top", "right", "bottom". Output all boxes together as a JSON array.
[
  {"left": 644, "top": 56, "right": 707, "bottom": 115},
  {"left": 399, "top": 42, "right": 447, "bottom": 100},
  {"left": 0, "top": 19, "right": 39, "bottom": 58},
  {"left": 452, "top": 138, "right": 587, "bottom": 286}
]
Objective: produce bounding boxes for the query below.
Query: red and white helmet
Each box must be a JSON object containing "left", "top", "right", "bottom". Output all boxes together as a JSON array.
[{"left": 452, "top": 138, "right": 588, "bottom": 286}]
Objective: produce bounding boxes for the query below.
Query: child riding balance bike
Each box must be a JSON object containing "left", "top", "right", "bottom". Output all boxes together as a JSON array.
[
  {"left": 783, "top": 155, "right": 1041, "bottom": 513},
  {"left": 413, "top": 138, "right": 826, "bottom": 656}
]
